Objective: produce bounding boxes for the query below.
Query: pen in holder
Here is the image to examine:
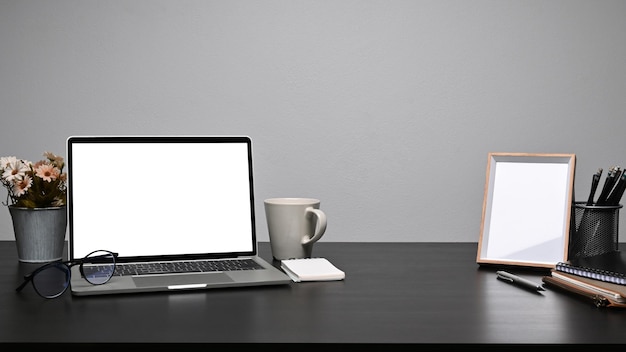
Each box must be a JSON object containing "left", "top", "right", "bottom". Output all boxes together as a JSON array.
[{"left": 569, "top": 201, "right": 622, "bottom": 259}]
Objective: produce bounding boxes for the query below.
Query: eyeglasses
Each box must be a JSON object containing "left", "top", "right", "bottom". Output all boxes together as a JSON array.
[{"left": 16, "top": 250, "right": 118, "bottom": 299}]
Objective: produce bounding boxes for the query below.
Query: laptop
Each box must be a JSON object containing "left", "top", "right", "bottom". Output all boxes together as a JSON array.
[{"left": 67, "top": 135, "right": 291, "bottom": 296}]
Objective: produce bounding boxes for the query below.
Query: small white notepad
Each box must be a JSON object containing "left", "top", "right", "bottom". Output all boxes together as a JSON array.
[{"left": 280, "top": 258, "right": 345, "bottom": 283}]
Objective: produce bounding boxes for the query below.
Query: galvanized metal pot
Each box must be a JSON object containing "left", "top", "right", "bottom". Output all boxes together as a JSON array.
[{"left": 8, "top": 205, "right": 67, "bottom": 263}]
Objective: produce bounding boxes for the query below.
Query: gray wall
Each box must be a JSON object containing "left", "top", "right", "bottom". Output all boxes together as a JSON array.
[{"left": 2, "top": 0, "right": 626, "bottom": 243}]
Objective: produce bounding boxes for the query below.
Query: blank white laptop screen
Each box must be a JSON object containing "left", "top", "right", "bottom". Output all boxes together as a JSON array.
[{"left": 68, "top": 136, "right": 255, "bottom": 260}]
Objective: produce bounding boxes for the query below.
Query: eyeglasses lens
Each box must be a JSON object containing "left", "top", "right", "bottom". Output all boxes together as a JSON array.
[
  {"left": 32, "top": 263, "right": 70, "bottom": 298},
  {"left": 81, "top": 250, "right": 116, "bottom": 285}
]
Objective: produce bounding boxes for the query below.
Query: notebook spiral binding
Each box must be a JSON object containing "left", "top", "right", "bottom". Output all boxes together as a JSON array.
[{"left": 555, "top": 262, "right": 626, "bottom": 285}]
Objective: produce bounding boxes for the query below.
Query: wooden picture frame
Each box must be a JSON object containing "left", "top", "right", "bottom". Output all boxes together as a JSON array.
[{"left": 476, "top": 153, "right": 576, "bottom": 268}]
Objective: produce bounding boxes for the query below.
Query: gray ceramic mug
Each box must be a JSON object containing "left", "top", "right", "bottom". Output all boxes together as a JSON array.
[{"left": 264, "top": 198, "right": 327, "bottom": 260}]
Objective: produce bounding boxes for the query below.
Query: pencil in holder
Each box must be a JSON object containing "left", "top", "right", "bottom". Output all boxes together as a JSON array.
[{"left": 569, "top": 201, "right": 622, "bottom": 259}]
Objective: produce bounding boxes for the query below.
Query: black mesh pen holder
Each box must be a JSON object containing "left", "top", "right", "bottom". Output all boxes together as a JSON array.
[{"left": 569, "top": 201, "right": 622, "bottom": 259}]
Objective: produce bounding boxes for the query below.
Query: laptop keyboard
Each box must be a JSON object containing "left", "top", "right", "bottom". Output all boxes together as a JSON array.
[{"left": 112, "top": 258, "right": 264, "bottom": 276}]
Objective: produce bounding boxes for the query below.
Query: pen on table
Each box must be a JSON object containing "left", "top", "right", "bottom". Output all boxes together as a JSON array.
[
  {"left": 586, "top": 168, "right": 603, "bottom": 205},
  {"left": 496, "top": 270, "right": 545, "bottom": 292}
]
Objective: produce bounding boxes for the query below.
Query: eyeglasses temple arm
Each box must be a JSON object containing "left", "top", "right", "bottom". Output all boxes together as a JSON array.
[{"left": 15, "top": 273, "right": 33, "bottom": 292}]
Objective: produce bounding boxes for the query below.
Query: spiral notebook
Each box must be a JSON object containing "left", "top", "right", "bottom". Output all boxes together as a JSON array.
[{"left": 555, "top": 250, "right": 626, "bottom": 285}]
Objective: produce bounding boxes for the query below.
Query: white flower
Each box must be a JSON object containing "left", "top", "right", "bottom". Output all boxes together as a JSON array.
[
  {"left": 0, "top": 156, "right": 17, "bottom": 169},
  {"left": 13, "top": 175, "right": 32, "bottom": 197},
  {"left": 1, "top": 158, "right": 30, "bottom": 182}
]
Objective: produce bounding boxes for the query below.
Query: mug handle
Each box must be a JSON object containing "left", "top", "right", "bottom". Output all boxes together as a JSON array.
[{"left": 302, "top": 207, "right": 327, "bottom": 245}]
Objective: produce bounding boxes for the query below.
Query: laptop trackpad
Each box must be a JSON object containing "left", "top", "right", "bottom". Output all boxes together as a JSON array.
[{"left": 132, "top": 273, "right": 234, "bottom": 288}]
